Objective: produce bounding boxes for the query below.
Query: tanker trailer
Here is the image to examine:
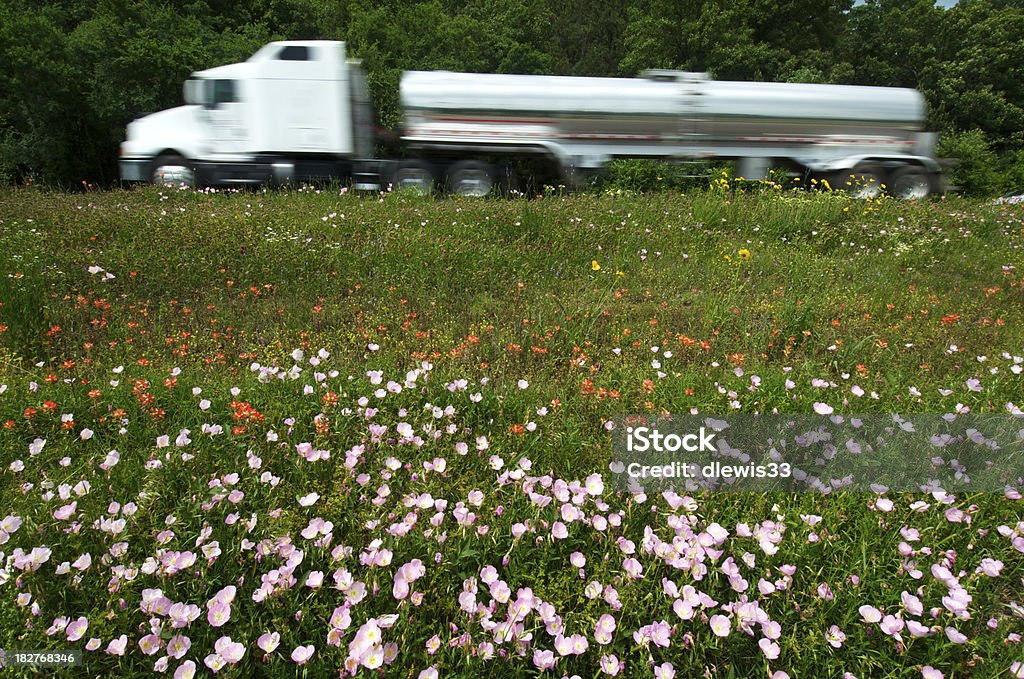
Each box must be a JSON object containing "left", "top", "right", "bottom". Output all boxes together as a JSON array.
[{"left": 398, "top": 69, "right": 941, "bottom": 198}]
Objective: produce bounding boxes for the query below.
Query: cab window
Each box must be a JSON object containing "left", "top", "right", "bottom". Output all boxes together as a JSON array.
[{"left": 277, "top": 45, "right": 310, "bottom": 61}]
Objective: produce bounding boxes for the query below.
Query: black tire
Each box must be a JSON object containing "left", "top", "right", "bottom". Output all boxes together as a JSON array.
[
  {"left": 392, "top": 160, "right": 436, "bottom": 195},
  {"left": 447, "top": 160, "right": 496, "bottom": 197},
  {"left": 835, "top": 164, "right": 886, "bottom": 199},
  {"left": 889, "top": 166, "right": 932, "bottom": 200},
  {"left": 149, "top": 154, "right": 196, "bottom": 188}
]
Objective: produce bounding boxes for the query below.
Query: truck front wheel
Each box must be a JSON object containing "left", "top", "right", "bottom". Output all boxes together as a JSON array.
[{"left": 150, "top": 154, "right": 195, "bottom": 188}]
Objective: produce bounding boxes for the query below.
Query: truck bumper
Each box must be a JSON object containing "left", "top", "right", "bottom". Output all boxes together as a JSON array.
[{"left": 120, "top": 159, "right": 149, "bottom": 182}]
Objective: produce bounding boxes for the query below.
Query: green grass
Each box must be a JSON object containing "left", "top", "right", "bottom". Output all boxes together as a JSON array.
[{"left": 0, "top": 184, "right": 1022, "bottom": 678}]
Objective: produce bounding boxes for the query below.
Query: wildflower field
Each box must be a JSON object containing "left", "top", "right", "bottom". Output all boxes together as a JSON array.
[{"left": 0, "top": 185, "right": 1022, "bottom": 678}]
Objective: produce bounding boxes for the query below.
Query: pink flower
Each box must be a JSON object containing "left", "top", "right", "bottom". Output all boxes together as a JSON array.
[
  {"left": 600, "top": 654, "right": 621, "bottom": 676},
  {"left": 710, "top": 615, "right": 731, "bottom": 637},
  {"left": 105, "top": 634, "right": 128, "bottom": 656},
  {"left": 648, "top": 620, "right": 671, "bottom": 647},
  {"left": 533, "top": 649, "right": 556, "bottom": 670},
  {"left": 216, "top": 636, "right": 246, "bottom": 663},
  {"left": 901, "top": 591, "right": 924, "bottom": 616},
  {"left": 594, "top": 613, "right": 616, "bottom": 645},
  {"left": 880, "top": 615, "right": 904, "bottom": 637},
  {"left": 208, "top": 600, "right": 231, "bottom": 627},
  {"left": 945, "top": 627, "right": 968, "bottom": 644},
  {"left": 859, "top": 605, "right": 882, "bottom": 623},
  {"left": 167, "top": 634, "right": 191, "bottom": 659},
  {"left": 168, "top": 602, "right": 200, "bottom": 628},
  {"left": 174, "top": 660, "right": 197, "bottom": 679},
  {"left": 204, "top": 653, "right": 226, "bottom": 673},
  {"left": 66, "top": 616, "right": 88, "bottom": 642},
  {"left": 921, "top": 667, "right": 944, "bottom": 679},
  {"left": 825, "top": 625, "right": 846, "bottom": 648},
  {"left": 291, "top": 644, "right": 315, "bottom": 664},
  {"left": 139, "top": 633, "right": 162, "bottom": 655},
  {"left": 813, "top": 402, "right": 834, "bottom": 415},
  {"left": 654, "top": 662, "right": 675, "bottom": 679},
  {"left": 418, "top": 668, "right": 439, "bottom": 679},
  {"left": 258, "top": 631, "right": 281, "bottom": 653},
  {"left": 53, "top": 501, "right": 77, "bottom": 521},
  {"left": 759, "top": 638, "right": 780, "bottom": 660},
  {"left": 906, "top": 620, "right": 931, "bottom": 638},
  {"left": 978, "top": 558, "right": 1003, "bottom": 577}
]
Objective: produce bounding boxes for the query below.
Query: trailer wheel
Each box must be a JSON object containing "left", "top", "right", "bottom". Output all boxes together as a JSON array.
[
  {"left": 837, "top": 164, "right": 886, "bottom": 199},
  {"left": 393, "top": 161, "right": 436, "bottom": 195},
  {"left": 890, "top": 166, "right": 932, "bottom": 200},
  {"left": 150, "top": 154, "right": 195, "bottom": 188},
  {"left": 448, "top": 161, "right": 495, "bottom": 197}
]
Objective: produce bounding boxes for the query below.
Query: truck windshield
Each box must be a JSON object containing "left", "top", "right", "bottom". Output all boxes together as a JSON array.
[{"left": 183, "top": 79, "right": 204, "bottom": 105}]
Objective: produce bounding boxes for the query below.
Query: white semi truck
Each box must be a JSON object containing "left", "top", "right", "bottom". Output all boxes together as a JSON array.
[{"left": 119, "top": 40, "right": 942, "bottom": 198}]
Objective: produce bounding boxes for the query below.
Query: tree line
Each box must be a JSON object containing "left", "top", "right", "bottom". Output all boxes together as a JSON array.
[{"left": 2, "top": 0, "right": 1023, "bottom": 194}]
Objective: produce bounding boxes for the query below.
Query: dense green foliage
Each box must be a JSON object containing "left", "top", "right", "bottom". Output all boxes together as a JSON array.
[{"left": 3, "top": 0, "right": 1024, "bottom": 194}]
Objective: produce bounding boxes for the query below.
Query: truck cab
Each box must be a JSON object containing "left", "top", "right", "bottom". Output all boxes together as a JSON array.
[{"left": 119, "top": 41, "right": 375, "bottom": 187}]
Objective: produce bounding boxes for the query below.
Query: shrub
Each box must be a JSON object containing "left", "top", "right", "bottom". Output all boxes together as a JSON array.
[
  {"left": 601, "top": 159, "right": 732, "bottom": 193},
  {"left": 936, "top": 129, "right": 1006, "bottom": 197}
]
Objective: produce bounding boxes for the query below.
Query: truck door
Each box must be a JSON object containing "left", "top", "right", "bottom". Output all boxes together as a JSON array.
[{"left": 204, "top": 79, "right": 247, "bottom": 158}]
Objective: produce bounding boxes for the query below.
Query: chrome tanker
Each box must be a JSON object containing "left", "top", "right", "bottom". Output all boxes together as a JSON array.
[{"left": 400, "top": 69, "right": 939, "bottom": 198}]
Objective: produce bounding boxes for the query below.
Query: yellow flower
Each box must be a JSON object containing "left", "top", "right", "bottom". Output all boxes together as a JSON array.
[
  {"left": 616, "top": 271, "right": 625, "bottom": 277},
  {"left": 591, "top": 260, "right": 601, "bottom": 271},
  {"left": 738, "top": 248, "right": 751, "bottom": 261}
]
